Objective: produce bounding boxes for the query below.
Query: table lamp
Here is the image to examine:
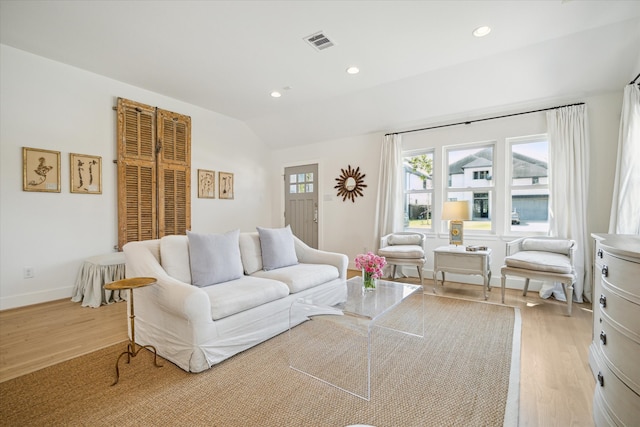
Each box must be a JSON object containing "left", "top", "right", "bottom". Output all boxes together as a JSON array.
[{"left": 442, "top": 201, "right": 470, "bottom": 246}]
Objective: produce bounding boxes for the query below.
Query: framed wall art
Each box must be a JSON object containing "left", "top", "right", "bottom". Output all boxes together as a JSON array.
[
  {"left": 70, "top": 153, "right": 102, "bottom": 194},
  {"left": 219, "top": 171, "right": 234, "bottom": 200},
  {"left": 198, "top": 169, "right": 216, "bottom": 198},
  {"left": 22, "top": 147, "right": 61, "bottom": 193}
]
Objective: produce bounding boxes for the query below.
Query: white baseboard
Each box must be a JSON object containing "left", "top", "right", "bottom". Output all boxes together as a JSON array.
[{"left": 0, "top": 286, "right": 72, "bottom": 311}]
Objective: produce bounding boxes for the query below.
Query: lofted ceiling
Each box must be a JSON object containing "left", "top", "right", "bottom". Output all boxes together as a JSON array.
[{"left": 1, "top": 1, "right": 639, "bottom": 148}]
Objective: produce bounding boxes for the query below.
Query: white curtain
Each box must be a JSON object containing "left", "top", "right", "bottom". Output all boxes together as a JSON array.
[
  {"left": 609, "top": 83, "right": 640, "bottom": 235},
  {"left": 374, "top": 133, "right": 403, "bottom": 251},
  {"left": 543, "top": 104, "right": 591, "bottom": 303}
]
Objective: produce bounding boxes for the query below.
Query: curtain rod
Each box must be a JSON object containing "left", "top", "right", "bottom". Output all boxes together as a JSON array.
[
  {"left": 631, "top": 72, "right": 640, "bottom": 85},
  {"left": 385, "top": 102, "right": 585, "bottom": 137}
]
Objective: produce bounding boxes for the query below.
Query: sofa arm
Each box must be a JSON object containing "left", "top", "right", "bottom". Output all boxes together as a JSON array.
[
  {"left": 293, "top": 236, "right": 348, "bottom": 279},
  {"left": 123, "top": 241, "right": 211, "bottom": 324}
]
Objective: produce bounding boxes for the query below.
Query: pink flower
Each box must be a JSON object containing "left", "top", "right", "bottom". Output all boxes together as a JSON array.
[{"left": 354, "top": 252, "right": 386, "bottom": 279}]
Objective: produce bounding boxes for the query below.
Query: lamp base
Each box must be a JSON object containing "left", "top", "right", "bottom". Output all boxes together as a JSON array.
[{"left": 449, "top": 220, "right": 464, "bottom": 246}]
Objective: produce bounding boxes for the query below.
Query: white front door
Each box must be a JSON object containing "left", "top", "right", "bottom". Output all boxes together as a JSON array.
[{"left": 284, "top": 164, "right": 318, "bottom": 248}]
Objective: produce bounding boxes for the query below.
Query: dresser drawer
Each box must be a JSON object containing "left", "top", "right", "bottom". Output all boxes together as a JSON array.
[
  {"left": 593, "top": 388, "right": 617, "bottom": 427},
  {"left": 597, "top": 316, "right": 640, "bottom": 394},
  {"left": 594, "top": 357, "right": 640, "bottom": 427},
  {"left": 599, "top": 281, "right": 640, "bottom": 338},
  {"left": 600, "top": 250, "right": 640, "bottom": 302}
]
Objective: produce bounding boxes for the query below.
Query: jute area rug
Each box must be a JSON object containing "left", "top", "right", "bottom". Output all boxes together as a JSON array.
[{"left": 0, "top": 294, "right": 520, "bottom": 427}]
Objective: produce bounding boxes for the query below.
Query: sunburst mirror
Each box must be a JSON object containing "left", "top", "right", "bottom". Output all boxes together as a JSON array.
[{"left": 334, "top": 165, "right": 367, "bottom": 202}]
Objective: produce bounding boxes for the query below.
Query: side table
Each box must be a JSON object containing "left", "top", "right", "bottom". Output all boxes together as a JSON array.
[
  {"left": 433, "top": 246, "right": 492, "bottom": 300},
  {"left": 104, "top": 277, "right": 162, "bottom": 385},
  {"left": 71, "top": 252, "right": 126, "bottom": 308}
]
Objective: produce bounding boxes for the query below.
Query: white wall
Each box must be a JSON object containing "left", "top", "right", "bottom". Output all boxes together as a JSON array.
[
  {"left": 273, "top": 91, "right": 624, "bottom": 292},
  {"left": 0, "top": 45, "right": 273, "bottom": 309},
  {"left": 271, "top": 133, "right": 382, "bottom": 262}
]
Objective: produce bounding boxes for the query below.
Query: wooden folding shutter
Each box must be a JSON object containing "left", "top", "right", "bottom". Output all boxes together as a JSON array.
[
  {"left": 117, "top": 98, "right": 157, "bottom": 250},
  {"left": 157, "top": 109, "right": 191, "bottom": 237}
]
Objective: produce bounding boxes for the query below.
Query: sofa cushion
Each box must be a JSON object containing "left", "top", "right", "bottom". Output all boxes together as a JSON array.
[
  {"left": 239, "top": 232, "right": 263, "bottom": 275},
  {"left": 388, "top": 234, "right": 422, "bottom": 246},
  {"left": 160, "top": 235, "right": 191, "bottom": 284},
  {"left": 521, "top": 238, "right": 572, "bottom": 255},
  {"left": 256, "top": 225, "right": 298, "bottom": 271},
  {"left": 378, "top": 245, "right": 424, "bottom": 259},
  {"left": 505, "top": 251, "right": 573, "bottom": 274},
  {"left": 201, "top": 276, "right": 290, "bottom": 320},
  {"left": 251, "top": 263, "right": 339, "bottom": 293},
  {"left": 187, "top": 230, "right": 244, "bottom": 287}
]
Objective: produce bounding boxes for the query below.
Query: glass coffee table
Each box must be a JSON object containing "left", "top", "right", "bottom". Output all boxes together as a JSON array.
[{"left": 288, "top": 276, "right": 424, "bottom": 400}]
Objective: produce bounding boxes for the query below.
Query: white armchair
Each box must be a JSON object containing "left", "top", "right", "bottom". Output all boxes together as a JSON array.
[
  {"left": 500, "top": 237, "right": 576, "bottom": 316},
  {"left": 378, "top": 232, "right": 426, "bottom": 287}
]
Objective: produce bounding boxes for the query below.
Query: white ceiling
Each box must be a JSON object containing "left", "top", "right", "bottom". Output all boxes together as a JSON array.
[{"left": 1, "top": 1, "right": 639, "bottom": 148}]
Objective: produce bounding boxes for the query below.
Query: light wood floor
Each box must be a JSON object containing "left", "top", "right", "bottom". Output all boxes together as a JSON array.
[{"left": 0, "top": 275, "right": 595, "bottom": 426}]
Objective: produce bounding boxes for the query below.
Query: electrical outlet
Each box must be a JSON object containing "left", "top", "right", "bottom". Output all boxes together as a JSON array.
[{"left": 23, "top": 267, "right": 34, "bottom": 279}]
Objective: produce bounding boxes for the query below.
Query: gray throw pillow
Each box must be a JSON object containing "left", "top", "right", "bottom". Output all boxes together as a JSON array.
[
  {"left": 187, "top": 229, "right": 244, "bottom": 287},
  {"left": 256, "top": 225, "right": 298, "bottom": 271}
]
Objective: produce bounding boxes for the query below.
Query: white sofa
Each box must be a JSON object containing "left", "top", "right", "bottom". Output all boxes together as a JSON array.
[{"left": 123, "top": 229, "right": 348, "bottom": 373}]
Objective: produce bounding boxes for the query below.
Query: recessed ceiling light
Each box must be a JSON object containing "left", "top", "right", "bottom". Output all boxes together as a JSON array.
[
  {"left": 270, "top": 91, "right": 282, "bottom": 98},
  {"left": 346, "top": 66, "right": 360, "bottom": 75},
  {"left": 472, "top": 26, "right": 491, "bottom": 38}
]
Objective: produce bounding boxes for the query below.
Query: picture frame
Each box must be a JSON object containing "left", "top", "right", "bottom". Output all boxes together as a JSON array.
[
  {"left": 219, "top": 171, "right": 234, "bottom": 200},
  {"left": 449, "top": 221, "right": 464, "bottom": 246},
  {"left": 70, "top": 153, "right": 102, "bottom": 194},
  {"left": 22, "top": 147, "right": 61, "bottom": 193},
  {"left": 198, "top": 169, "right": 216, "bottom": 198}
]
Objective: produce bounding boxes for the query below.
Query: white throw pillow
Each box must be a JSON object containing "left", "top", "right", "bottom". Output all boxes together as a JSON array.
[
  {"left": 187, "top": 229, "right": 244, "bottom": 287},
  {"left": 239, "top": 232, "right": 263, "bottom": 275},
  {"left": 160, "top": 235, "right": 192, "bottom": 283},
  {"left": 256, "top": 225, "right": 298, "bottom": 271},
  {"left": 388, "top": 234, "right": 422, "bottom": 246},
  {"left": 522, "top": 238, "right": 572, "bottom": 255}
]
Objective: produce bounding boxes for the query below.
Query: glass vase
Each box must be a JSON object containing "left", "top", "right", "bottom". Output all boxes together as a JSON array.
[{"left": 362, "top": 270, "right": 376, "bottom": 291}]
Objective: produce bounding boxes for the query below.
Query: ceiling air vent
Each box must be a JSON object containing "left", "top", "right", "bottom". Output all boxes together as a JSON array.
[{"left": 304, "top": 31, "right": 335, "bottom": 51}]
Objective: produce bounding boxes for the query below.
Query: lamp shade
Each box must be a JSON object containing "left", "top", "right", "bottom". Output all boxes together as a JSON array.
[{"left": 441, "top": 201, "right": 470, "bottom": 221}]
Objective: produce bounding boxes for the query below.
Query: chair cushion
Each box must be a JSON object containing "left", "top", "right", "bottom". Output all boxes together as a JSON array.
[
  {"left": 505, "top": 251, "right": 573, "bottom": 274},
  {"left": 378, "top": 245, "right": 424, "bottom": 259},
  {"left": 521, "top": 238, "right": 572, "bottom": 255},
  {"left": 387, "top": 234, "right": 422, "bottom": 246}
]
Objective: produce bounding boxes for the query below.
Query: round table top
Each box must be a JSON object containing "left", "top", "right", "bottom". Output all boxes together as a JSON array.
[{"left": 104, "top": 277, "right": 157, "bottom": 291}]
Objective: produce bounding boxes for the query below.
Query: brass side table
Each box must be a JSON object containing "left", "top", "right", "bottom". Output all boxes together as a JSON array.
[{"left": 104, "top": 277, "right": 162, "bottom": 385}]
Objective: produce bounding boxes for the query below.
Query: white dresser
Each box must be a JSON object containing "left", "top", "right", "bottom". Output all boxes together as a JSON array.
[{"left": 590, "top": 234, "right": 640, "bottom": 426}]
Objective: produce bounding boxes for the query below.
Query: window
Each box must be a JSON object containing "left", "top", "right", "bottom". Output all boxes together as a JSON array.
[
  {"left": 445, "top": 144, "right": 494, "bottom": 233},
  {"left": 289, "top": 173, "right": 314, "bottom": 194},
  {"left": 509, "top": 136, "right": 549, "bottom": 233},
  {"left": 403, "top": 151, "right": 434, "bottom": 230}
]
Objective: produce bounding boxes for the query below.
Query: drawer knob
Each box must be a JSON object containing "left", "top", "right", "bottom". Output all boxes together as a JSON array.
[
  {"left": 597, "top": 249, "right": 603, "bottom": 259},
  {"left": 599, "top": 331, "right": 607, "bottom": 345},
  {"left": 599, "top": 294, "right": 606, "bottom": 308},
  {"left": 597, "top": 372, "right": 604, "bottom": 387},
  {"left": 601, "top": 265, "right": 608, "bottom": 277}
]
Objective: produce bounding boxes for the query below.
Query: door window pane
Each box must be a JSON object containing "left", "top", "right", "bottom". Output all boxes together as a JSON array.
[
  {"left": 289, "top": 184, "right": 297, "bottom": 194},
  {"left": 290, "top": 174, "right": 297, "bottom": 183}
]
